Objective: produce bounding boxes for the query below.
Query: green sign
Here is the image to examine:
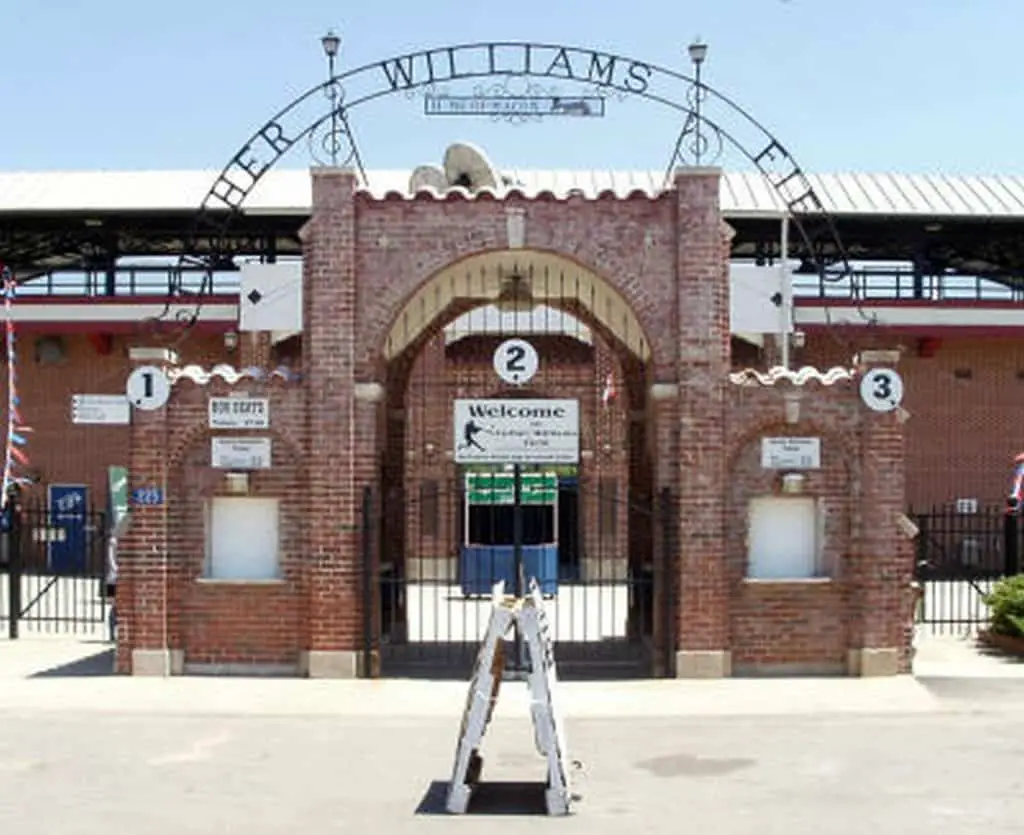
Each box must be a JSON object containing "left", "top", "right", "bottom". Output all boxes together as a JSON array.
[
  {"left": 108, "top": 465, "right": 130, "bottom": 535},
  {"left": 465, "top": 472, "right": 558, "bottom": 505},
  {"left": 521, "top": 472, "right": 558, "bottom": 505},
  {"left": 466, "top": 472, "right": 515, "bottom": 505}
]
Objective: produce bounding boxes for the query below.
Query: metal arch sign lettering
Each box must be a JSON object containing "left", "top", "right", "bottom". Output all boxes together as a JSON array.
[{"left": 165, "top": 40, "right": 859, "bottom": 335}]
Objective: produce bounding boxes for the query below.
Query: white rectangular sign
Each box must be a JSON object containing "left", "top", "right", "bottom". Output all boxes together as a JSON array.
[
  {"left": 761, "top": 437, "right": 821, "bottom": 470},
  {"left": 211, "top": 437, "right": 272, "bottom": 469},
  {"left": 70, "top": 394, "right": 131, "bottom": 426},
  {"left": 453, "top": 398, "right": 579, "bottom": 464},
  {"left": 208, "top": 397, "right": 270, "bottom": 429}
]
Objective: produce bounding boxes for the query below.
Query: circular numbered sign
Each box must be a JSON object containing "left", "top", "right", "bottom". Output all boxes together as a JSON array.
[
  {"left": 859, "top": 367, "right": 904, "bottom": 413},
  {"left": 493, "top": 338, "right": 539, "bottom": 386},
  {"left": 126, "top": 365, "right": 171, "bottom": 411}
]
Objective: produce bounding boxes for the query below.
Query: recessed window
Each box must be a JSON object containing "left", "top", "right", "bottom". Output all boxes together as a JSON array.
[
  {"left": 598, "top": 478, "right": 618, "bottom": 538},
  {"left": 419, "top": 479, "right": 439, "bottom": 538},
  {"left": 747, "top": 496, "right": 823, "bottom": 579},
  {"left": 206, "top": 497, "right": 280, "bottom": 580}
]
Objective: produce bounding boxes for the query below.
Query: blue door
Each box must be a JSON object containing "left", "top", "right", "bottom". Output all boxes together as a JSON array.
[{"left": 48, "top": 484, "right": 89, "bottom": 574}]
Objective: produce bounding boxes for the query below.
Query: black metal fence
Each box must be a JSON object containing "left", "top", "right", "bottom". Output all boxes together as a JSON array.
[
  {"left": 361, "top": 479, "right": 678, "bottom": 681},
  {"left": 0, "top": 503, "right": 111, "bottom": 639},
  {"left": 912, "top": 505, "right": 1019, "bottom": 634}
]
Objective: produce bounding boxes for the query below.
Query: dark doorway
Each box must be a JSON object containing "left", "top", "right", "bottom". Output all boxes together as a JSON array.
[{"left": 557, "top": 477, "right": 579, "bottom": 581}]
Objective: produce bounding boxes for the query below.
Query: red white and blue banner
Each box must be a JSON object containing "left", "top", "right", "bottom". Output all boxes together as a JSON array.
[{"left": 0, "top": 263, "right": 32, "bottom": 506}]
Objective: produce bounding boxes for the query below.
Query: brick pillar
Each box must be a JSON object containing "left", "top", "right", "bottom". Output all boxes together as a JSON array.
[
  {"left": 239, "top": 331, "right": 273, "bottom": 367},
  {"left": 674, "top": 168, "right": 732, "bottom": 678},
  {"left": 353, "top": 381, "right": 383, "bottom": 674},
  {"left": 850, "top": 354, "right": 909, "bottom": 676},
  {"left": 300, "top": 168, "right": 364, "bottom": 678},
  {"left": 648, "top": 376, "right": 679, "bottom": 675},
  {"left": 115, "top": 358, "right": 176, "bottom": 676}
]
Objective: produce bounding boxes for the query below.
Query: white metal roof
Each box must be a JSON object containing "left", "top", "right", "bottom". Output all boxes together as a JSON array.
[{"left": 2, "top": 168, "right": 1024, "bottom": 219}]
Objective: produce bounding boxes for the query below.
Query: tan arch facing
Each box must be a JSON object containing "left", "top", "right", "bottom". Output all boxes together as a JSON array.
[{"left": 382, "top": 248, "right": 652, "bottom": 363}]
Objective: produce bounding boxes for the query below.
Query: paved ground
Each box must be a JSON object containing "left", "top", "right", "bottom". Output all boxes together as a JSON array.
[
  {"left": 2, "top": 699, "right": 1024, "bottom": 833},
  {"left": 1, "top": 634, "right": 1024, "bottom": 832}
]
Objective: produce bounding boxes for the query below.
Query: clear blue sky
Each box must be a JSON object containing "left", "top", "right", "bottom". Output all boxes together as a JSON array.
[{"left": 0, "top": 0, "right": 1017, "bottom": 175}]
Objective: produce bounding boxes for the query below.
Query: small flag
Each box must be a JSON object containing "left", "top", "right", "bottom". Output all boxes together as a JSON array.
[{"left": 601, "top": 372, "right": 617, "bottom": 406}]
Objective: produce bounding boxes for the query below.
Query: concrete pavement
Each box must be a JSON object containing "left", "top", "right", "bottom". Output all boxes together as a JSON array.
[
  {"left": 1, "top": 632, "right": 1023, "bottom": 720},
  {"left": 0, "top": 636, "right": 941, "bottom": 719},
  {"left": 2, "top": 707, "right": 1023, "bottom": 833},
  {"left": 0, "top": 635, "right": 1022, "bottom": 833}
]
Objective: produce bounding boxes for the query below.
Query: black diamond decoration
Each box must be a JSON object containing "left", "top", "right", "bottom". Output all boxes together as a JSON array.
[{"left": 247, "top": 289, "right": 263, "bottom": 305}]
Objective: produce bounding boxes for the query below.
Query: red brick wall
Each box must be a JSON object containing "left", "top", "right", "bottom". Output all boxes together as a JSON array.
[
  {"left": 799, "top": 332, "right": 1024, "bottom": 510},
  {"left": 112, "top": 167, "right": 916, "bottom": 677},
  {"left": 14, "top": 327, "right": 1022, "bottom": 517},
  {"left": 115, "top": 376, "right": 307, "bottom": 673},
  {"left": 0, "top": 332, "right": 226, "bottom": 504},
  {"left": 727, "top": 383, "right": 857, "bottom": 673}
]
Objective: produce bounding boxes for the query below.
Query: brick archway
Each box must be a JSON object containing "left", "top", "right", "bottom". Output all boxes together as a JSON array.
[
  {"left": 294, "top": 164, "right": 735, "bottom": 680},
  {"left": 372, "top": 245, "right": 657, "bottom": 677}
]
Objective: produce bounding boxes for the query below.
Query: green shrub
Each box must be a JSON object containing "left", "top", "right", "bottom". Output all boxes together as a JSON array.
[{"left": 983, "top": 574, "right": 1024, "bottom": 636}]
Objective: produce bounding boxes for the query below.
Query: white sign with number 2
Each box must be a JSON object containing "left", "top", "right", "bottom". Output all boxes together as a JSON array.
[{"left": 493, "top": 338, "right": 539, "bottom": 386}]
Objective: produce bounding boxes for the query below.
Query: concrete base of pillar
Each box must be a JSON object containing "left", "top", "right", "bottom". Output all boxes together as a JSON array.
[
  {"left": 675, "top": 649, "right": 732, "bottom": 679},
  {"left": 847, "top": 648, "right": 900, "bottom": 677},
  {"left": 131, "top": 648, "right": 184, "bottom": 677},
  {"left": 299, "top": 650, "right": 362, "bottom": 679}
]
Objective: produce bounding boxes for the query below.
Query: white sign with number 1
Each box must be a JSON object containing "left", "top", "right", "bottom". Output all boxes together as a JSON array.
[{"left": 126, "top": 365, "right": 171, "bottom": 411}]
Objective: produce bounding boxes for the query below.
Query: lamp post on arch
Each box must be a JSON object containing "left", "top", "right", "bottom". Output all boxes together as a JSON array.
[
  {"left": 320, "top": 29, "right": 342, "bottom": 167},
  {"left": 687, "top": 38, "right": 708, "bottom": 166}
]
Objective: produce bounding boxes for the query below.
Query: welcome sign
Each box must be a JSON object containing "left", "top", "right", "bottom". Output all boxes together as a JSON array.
[{"left": 453, "top": 398, "right": 580, "bottom": 465}]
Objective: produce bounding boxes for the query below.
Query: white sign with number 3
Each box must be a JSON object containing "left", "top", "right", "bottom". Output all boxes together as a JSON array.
[
  {"left": 126, "top": 365, "right": 171, "bottom": 411},
  {"left": 493, "top": 338, "right": 539, "bottom": 386},
  {"left": 859, "top": 367, "right": 904, "bottom": 413}
]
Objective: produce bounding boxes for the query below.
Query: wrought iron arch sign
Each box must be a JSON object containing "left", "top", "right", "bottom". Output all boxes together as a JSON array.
[{"left": 161, "top": 40, "right": 871, "bottom": 333}]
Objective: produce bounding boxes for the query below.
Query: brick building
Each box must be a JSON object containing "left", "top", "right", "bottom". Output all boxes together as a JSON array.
[
  {"left": 4, "top": 164, "right": 1022, "bottom": 676},
  {"left": 94, "top": 166, "right": 912, "bottom": 679}
]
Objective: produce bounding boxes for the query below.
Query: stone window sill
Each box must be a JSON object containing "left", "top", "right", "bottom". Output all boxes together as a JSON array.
[
  {"left": 194, "top": 577, "right": 286, "bottom": 585},
  {"left": 742, "top": 577, "right": 834, "bottom": 585}
]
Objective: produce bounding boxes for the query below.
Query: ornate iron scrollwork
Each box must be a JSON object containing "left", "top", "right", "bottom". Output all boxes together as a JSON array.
[{"left": 155, "top": 40, "right": 867, "bottom": 337}]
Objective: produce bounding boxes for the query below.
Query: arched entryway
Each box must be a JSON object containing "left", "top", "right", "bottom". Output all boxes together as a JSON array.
[{"left": 369, "top": 248, "right": 669, "bottom": 679}]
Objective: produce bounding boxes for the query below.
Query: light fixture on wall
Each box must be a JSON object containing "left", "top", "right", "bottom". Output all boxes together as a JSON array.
[
  {"left": 782, "top": 388, "right": 802, "bottom": 425},
  {"left": 225, "top": 472, "right": 250, "bottom": 495},
  {"left": 896, "top": 513, "right": 919, "bottom": 540},
  {"left": 779, "top": 472, "right": 806, "bottom": 495},
  {"left": 224, "top": 331, "right": 239, "bottom": 353}
]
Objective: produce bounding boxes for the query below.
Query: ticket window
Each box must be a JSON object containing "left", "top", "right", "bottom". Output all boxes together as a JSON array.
[
  {"left": 205, "top": 497, "right": 280, "bottom": 580},
  {"left": 467, "top": 502, "right": 555, "bottom": 546},
  {"left": 464, "top": 471, "right": 558, "bottom": 548}
]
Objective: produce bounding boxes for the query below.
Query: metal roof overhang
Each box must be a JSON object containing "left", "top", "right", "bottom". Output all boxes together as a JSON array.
[{"left": 4, "top": 208, "right": 1024, "bottom": 282}]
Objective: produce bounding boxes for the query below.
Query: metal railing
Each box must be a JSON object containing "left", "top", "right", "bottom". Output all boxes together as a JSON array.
[
  {"left": 15, "top": 266, "right": 242, "bottom": 297},
  {"left": 10, "top": 263, "right": 1024, "bottom": 304},
  {"left": 1, "top": 504, "right": 111, "bottom": 639},
  {"left": 792, "top": 269, "right": 1024, "bottom": 303}
]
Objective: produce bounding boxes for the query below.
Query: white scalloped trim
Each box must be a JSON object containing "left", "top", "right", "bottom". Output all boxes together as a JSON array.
[
  {"left": 358, "top": 185, "right": 665, "bottom": 202},
  {"left": 167, "top": 364, "right": 302, "bottom": 385},
  {"left": 728, "top": 365, "right": 856, "bottom": 387}
]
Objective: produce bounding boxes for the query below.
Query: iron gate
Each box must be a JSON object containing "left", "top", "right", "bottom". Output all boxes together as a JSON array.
[
  {"left": 1, "top": 503, "right": 110, "bottom": 638},
  {"left": 913, "top": 504, "right": 1018, "bottom": 634},
  {"left": 362, "top": 478, "right": 677, "bottom": 680}
]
